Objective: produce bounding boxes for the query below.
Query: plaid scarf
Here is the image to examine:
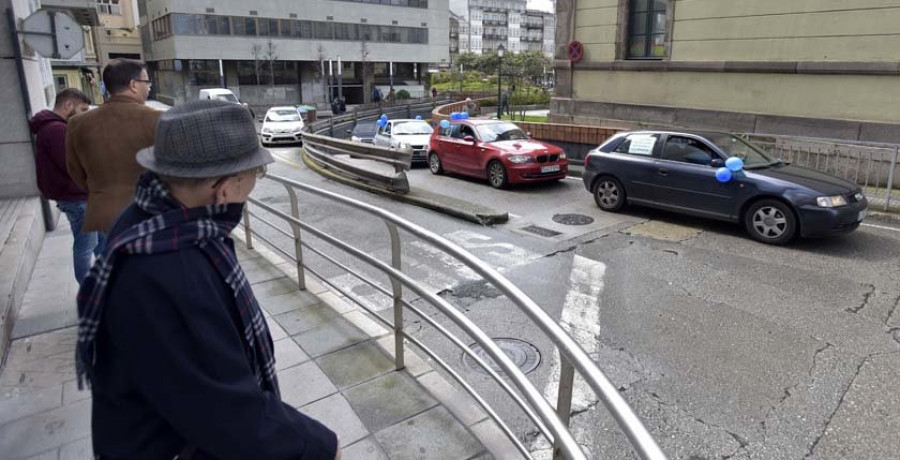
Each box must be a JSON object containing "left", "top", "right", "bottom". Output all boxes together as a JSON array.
[{"left": 75, "top": 172, "right": 279, "bottom": 397}]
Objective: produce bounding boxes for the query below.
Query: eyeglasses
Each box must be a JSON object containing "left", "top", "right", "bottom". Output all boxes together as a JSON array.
[{"left": 133, "top": 79, "right": 152, "bottom": 86}]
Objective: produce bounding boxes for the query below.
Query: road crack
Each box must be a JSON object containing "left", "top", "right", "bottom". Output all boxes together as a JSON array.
[
  {"left": 845, "top": 284, "right": 876, "bottom": 314},
  {"left": 803, "top": 356, "right": 867, "bottom": 459},
  {"left": 886, "top": 292, "right": 900, "bottom": 327}
]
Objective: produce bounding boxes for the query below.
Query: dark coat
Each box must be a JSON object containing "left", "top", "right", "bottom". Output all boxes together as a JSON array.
[
  {"left": 29, "top": 110, "right": 87, "bottom": 202},
  {"left": 91, "top": 204, "right": 337, "bottom": 459}
]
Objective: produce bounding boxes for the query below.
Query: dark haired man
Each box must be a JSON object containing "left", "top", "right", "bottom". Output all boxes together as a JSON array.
[
  {"left": 78, "top": 100, "right": 340, "bottom": 459},
  {"left": 29, "top": 88, "right": 97, "bottom": 283},
  {"left": 66, "top": 58, "right": 161, "bottom": 238}
]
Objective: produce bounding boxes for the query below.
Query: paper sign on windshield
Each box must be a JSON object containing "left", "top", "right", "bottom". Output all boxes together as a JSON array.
[{"left": 628, "top": 135, "right": 657, "bottom": 155}]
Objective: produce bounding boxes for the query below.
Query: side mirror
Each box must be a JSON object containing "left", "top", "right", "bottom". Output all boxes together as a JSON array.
[
  {"left": 710, "top": 158, "right": 724, "bottom": 168},
  {"left": 464, "top": 135, "right": 475, "bottom": 143},
  {"left": 526, "top": 132, "right": 532, "bottom": 138},
  {"left": 346, "top": 129, "right": 352, "bottom": 134}
]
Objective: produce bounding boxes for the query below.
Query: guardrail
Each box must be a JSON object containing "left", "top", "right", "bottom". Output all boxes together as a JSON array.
[
  {"left": 243, "top": 172, "right": 667, "bottom": 460},
  {"left": 744, "top": 134, "right": 899, "bottom": 212}
]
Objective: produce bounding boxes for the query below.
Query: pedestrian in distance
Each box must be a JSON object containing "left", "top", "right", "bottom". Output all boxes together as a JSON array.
[
  {"left": 66, "top": 58, "right": 162, "bottom": 243},
  {"left": 29, "top": 88, "right": 99, "bottom": 284},
  {"left": 500, "top": 89, "right": 510, "bottom": 118},
  {"left": 465, "top": 97, "right": 479, "bottom": 116},
  {"left": 432, "top": 87, "right": 438, "bottom": 99},
  {"left": 387, "top": 87, "right": 396, "bottom": 104},
  {"left": 372, "top": 85, "right": 381, "bottom": 104},
  {"left": 76, "top": 99, "right": 341, "bottom": 459}
]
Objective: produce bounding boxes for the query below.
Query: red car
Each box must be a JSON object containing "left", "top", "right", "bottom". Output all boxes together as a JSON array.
[{"left": 428, "top": 120, "right": 569, "bottom": 188}]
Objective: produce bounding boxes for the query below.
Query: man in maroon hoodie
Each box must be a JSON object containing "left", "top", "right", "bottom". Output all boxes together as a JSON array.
[{"left": 30, "top": 88, "right": 97, "bottom": 283}]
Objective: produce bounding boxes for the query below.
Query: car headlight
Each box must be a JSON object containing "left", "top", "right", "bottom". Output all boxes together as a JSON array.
[
  {"left": 817, "top": 195, "right": 848, "bottom": 208},
  {"left": 508, "top": 155, "right": 530, "bottom": 164},
  {"left": 261, "top": 127, "right": 273, "bottom": 134},
  {"left": 854, "top": 192, "right": 865, "bottom": 202},
  {"left": 558, "top": 152, "right": 567, "bottom": 160}
]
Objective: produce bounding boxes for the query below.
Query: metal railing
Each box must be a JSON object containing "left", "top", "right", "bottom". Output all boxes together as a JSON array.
[
  {"left": 744, "top": 134, "right": 899, "bottom": 212},
  {"left": 302, "top": 131, "right": 413, "bottom": 192},
  {"left": 243, "top": 173, "right": 667, "bottom": 460}
]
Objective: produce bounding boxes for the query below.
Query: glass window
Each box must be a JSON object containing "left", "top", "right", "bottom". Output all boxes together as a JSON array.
[
  {"left": 173, "top": 15, "right": 202, "bottom": 35},
  {"left": 661, "top": 136, "right": 717, "bottom": 165},
  {"left": 704, "top": 134, "right": 774, "bottom": 168},
  {"left": 204, "top": 16, "right": 230, "bottom": 35},
  {"left": 97, "top": 0, "right": 121, "bottom": 16},
  {"left": 234, "top": 17, "right": 256, "bottom": 36},
  {"left": 627, "top": 0, "right": 668, "bottom": 59},
  {"left": 476, "top": 122, "right": 527, "bottom": 143},
  {"left": 613, "top": 133, "right": 660, "bottom": 156},
  {"left": 393, "top": 121, "right": 434, "bottom": 135},
  {"left": 315, "top": 22, "right": 333, "bottom": 39}
]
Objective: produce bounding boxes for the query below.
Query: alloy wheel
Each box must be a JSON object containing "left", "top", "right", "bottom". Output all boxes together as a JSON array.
[
  {"left": 597, "top": 181, "right": 619, "bottom": 208},
  {"left": 489, "top": 162, "right": 506, "bottom": 188},
  {"left": 752, "top": 206, "right": 787, "bottom": 239}
]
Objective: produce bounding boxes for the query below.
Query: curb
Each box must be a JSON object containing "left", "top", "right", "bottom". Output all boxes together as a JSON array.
[
  {"left": 298, "top": 149, "right": 509, "bottom": 226},
  {"left": 231, "top": 231, "right": 521, "bottom": 457},
  {"left": 868, "top": 210, "right": 900, "bottom": 225}
]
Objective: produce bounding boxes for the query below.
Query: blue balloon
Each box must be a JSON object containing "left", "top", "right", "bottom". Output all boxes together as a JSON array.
[
  {"left": 439, "top": 119, "right": 450, "bottom": 129},
  {"left": 380, "top": 114, "right": 388, "bottom": 122},
  {"left": 459, "top": 112, "right": 469, "bottom": 119},
  {"left": 716, "top": 167, "right": 733, "bottom": 183},
  {"left": 415, "top": 115, "right": 423, "bottom": 120},
  {"left": 725, "top": 157, "right": 744, "bottom": 172},
  {"left": 449, "top": 112, "right": 458, "bottom": 120},
  {"left": 376, "top": 119, "right": 386, "bottom": 127}
]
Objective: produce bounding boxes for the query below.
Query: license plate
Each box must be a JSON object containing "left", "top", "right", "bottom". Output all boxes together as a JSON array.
[
  {"left": 541, "top": 165, "right": 561, "bottom": 173},
  {"left": 858, "top": 209, "right": 868, "bottom": 221}
]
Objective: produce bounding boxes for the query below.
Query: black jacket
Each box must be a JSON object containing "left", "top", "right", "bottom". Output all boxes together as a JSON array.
[{"left": 91, "top": 204, "right": 337, "bottom": 459}]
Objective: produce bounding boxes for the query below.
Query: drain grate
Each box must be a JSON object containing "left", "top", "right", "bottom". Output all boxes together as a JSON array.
[
  {"left": 462, "top": 338, "right": 542, "bottom": 375},
  {"left": 552, "top": 213, "right": 595, "bottom": 226},
  {"left": 521, "top": 224, "right": 563, "bottom": 237}
]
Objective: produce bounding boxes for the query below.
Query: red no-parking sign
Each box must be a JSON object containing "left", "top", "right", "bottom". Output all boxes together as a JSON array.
[{"left": 567, "top": 40, "right": 584, "bottom": 63}]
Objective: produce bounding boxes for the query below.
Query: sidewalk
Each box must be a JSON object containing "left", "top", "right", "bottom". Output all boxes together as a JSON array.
[{"left": 0, "top": 221, "right": 513, "bottom": 459}]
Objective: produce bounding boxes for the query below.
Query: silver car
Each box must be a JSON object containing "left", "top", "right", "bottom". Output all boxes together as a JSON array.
[{"left": 373, "top": 119, "right": 434, "bottom": 164}]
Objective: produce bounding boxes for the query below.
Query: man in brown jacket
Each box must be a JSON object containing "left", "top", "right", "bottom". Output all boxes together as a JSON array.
[{"left": 66, "top": 58, "right": 161, "bottom": 237}]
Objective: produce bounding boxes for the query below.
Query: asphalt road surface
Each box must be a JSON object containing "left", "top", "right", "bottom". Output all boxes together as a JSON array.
[{"left": 250, "top": 146, "right": 900, "bottom": 460}]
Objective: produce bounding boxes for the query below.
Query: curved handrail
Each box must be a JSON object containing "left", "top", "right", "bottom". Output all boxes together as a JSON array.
[{"left": 251, "top": 173, "right": 667, "bottom": 460}]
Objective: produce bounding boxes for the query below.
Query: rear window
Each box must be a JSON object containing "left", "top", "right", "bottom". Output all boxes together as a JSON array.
[{"left": 613, "top": 134, "right": 660, "bottom": 156}]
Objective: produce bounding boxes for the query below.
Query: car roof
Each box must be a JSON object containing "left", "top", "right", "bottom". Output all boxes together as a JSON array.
[
  {"left": 616, "top": 130, "right": 734, "bottom": 138},
  {"left": 268, "top": 106, "right": 299, "bottom": 112},
  {"left": 389, "top": 119, "right": 427, "bottom": 123},
  {"left": 453, "top": 119, "right": 512, "bottom": 126}
]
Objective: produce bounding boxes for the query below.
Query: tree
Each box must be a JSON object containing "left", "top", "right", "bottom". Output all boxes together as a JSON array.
[
  {"left": 360, "top": 39, "right": 371, "bottom": 102},
  {"left": 264, "top": 38, "right": 278, "bottom": 87},
  {"left": 250, "top": 43, "right": 263, "bottom": 86}
]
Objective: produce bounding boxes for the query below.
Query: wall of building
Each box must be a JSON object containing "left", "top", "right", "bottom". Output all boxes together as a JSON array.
[
  {"left": 96, "top": 0, "right": 142, "bottom": 64},
  {"left": 554, "top": 0, "right": 900, "bottom": 142}
]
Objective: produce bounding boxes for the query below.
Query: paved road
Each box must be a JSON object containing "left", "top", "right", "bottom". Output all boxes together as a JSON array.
[{"left": 250, "top": 146, "right": 900, "bottom": 460}]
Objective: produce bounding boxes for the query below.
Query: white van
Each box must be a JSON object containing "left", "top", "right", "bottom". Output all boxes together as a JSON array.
[{"left": 198, "top": 88, "right": 255, "bottom": 118}]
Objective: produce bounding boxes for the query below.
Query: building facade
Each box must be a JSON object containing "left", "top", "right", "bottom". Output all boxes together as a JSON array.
[
  {"left": 455, "top": 0, "right": 555, "bottom": 57},
  {"left": 50, "top": 26, "right": 104, "bottom": 105},
  {"left": 551, "top": 0, "right": 900, "bottom": 143},
  {"left": 94, "top": 0, "right": 143, "bottom": 65},
  {"left": 138, "top": 0, "right": 450, "bottom": 106}
]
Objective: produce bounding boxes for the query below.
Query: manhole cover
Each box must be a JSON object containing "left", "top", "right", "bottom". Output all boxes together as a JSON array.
[
  {"left": 521, "top": 224, "right": 562, "bottom": 238},
  {"left": 462, "top": 338, "right": 541, "bottom": 375},
  {"left": 552, "top": 213, "right": 595, "bottom": 226}
]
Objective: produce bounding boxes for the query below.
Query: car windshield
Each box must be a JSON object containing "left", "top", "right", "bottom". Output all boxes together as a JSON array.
[
  {"left": 215, "top": 94, "right": 238, "bottom": 103},
  {"left": 705, "top": 134, "right": 775, "bottom": 168},
  {"left": 267, "top": 110, "right": 301, "bottom": 122},
  {"left": 352, "top": 121, "right": 378, "bottom": 137},
  {"left": 476, "top": 122, "right": 528, "bottom": 143},
  {"left": 392, "top": 121, "right": 434, "bottom": 135}
]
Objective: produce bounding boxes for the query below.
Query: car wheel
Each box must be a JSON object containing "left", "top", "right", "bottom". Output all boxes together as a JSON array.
[
  {"left": 744, "top": 199, "right": 797, "bottom": 245},
  {"left": 593, "top": 176, "right": 626, "bottom": 212},
  {"left": 429, "top": 152, "right": 444, "bottom": 175},
  {"left": 488, "top": 161, "right": 509, "bottom": 189}
]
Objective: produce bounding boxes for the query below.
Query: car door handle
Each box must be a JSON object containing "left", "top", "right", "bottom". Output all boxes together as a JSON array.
[{"left": 658, "top": 168, "right": 668, "bottom": 177}]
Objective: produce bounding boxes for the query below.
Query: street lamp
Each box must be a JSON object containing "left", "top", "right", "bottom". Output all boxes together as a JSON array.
[{"left": 497, "top": 44, "right": 505, "bottom": 119}]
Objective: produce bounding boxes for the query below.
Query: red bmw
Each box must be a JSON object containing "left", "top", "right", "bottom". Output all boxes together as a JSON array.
[{"left": 428, "top": 120, "right": 569, "bottom": 188}]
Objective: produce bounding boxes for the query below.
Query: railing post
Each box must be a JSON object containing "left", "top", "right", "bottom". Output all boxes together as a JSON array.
[
  {"left": 886, "top": 145, "right": 898, "bottom": 211},
  {"left": 552, "top": 357, "right": 576, "bottom": 460},
  {"left": 386, "top": 222, "right": 405, "bottom": 370},
  {"left": 329, "top": 115, "right": 334, "bottom": 138},
  {"left": 242, "top": 202, "right": 253, "bottom": 250},
  {"left": 406, "top": 104, "right": 411, "bottom": 119},
  {"left": 284, "top": 185, "right": 307, "bottom": 290}
]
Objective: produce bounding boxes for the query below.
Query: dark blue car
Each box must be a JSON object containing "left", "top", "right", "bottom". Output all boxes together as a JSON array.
[{"left": 583, "top": 131, "right": 869, "bottom": 244}]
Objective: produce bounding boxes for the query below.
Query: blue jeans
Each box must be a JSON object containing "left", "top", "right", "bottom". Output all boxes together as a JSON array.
[{"left": 56, "top": 201, "right": 103, "bottom": 284}]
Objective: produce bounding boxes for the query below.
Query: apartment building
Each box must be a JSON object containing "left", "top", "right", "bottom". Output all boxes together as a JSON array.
[
  {"left": 138, "top": 0, "right": 450, "bottom": 106},
  {"left": 454, "top": 0, "right": 555, "bottom": 57}
]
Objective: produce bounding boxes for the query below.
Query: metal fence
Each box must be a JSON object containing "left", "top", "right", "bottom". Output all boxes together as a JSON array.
[
  {"left": 744, "top": 134, "right": 898, "bottom": 212},
  {"left": 243, "top": 173, "right": 667, "bottom": 460}
]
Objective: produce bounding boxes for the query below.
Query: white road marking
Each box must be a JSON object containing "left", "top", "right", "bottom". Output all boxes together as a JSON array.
[
  {"left": 531, "top": 255, "right": 606, "bottom": 459},
  {"left": 861, "top": 223, "right": 900, "bottom": 233},
  {"left": 509, "top": 213, "right": 523, "bottom": 219},
  {"left": 564, "top": 176, "right": 583, "bottom": 181}
]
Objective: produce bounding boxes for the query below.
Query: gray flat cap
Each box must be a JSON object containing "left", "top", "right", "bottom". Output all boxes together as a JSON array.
[{"left": 137, "top": 99, "right": 273, "bottom": 178}]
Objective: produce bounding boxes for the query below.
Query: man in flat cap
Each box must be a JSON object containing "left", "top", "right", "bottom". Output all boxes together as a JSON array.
[{"left": 76, "top": 99, "right": 340, "bottom": 459}]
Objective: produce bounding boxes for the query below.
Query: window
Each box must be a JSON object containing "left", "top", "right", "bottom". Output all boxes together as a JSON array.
[
  {"left": 205, "top": 15, "right": 230, "bottom": 35},
  {"left": 627, "top": 0, "right": 668, "bottom": 59},
  {"left": 188, "top": 60, "right": 219, "bottom": 86},
  {"left": 54, "top": 75, "right": 68, "bottom": 92},
  {"left": 173, "top": 15, "right": 201, "bottom": 35},
  {"left": 97, "top": 0, "right": 121, "bottom": 16},
  {"left": 451, "top": 124, "right": 477, "bottom": 140},
  {"left": 661, "top": 136, "right": 716, "bottom": 165},
  {"left": 614, "top": 134, "right": 660, "bottom": 156}
]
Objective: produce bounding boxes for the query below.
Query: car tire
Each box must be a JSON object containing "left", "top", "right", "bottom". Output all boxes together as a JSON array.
[
  {"left": 487, "top": 161, "right": 509, "bottom": 189},
  {"left": 429, "top": 152, "right": 444, "bottom": 175},
  {"left": 593, "top": 176, "right": 626, "bottom": 212},
  {"left": 744, "top": 199, "right": 798, "bottom": 245}
]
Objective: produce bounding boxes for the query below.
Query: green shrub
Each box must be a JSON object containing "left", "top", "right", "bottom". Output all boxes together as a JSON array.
[{"left": 396, "top": 89, "right": 411, "bottom": 100}]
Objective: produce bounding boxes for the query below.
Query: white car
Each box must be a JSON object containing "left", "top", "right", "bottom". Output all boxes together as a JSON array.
[
  {"left": 373, "top": 119, "right": 434, "bottom": 164},
  {"left": 260, "top": 107, "right": 304, "bottom": 146},
  {"left": 199, "top": 88, "right": 255, "bottom": 118}
]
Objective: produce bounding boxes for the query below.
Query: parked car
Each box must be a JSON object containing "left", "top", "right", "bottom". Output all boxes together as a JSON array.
[
  {"left": 374, "top": 119, "right": 434, "bottom": 164},
  {"left": 198, "top": 88, "right": 255, "bottom": 119},
  {"left": 428, "top": 120, "right": 568, "bottom": 189},
  {"left": 260, "top": 106, "right": 305, "bottom": 146},
  {"left": 584, "top": 131, "right": 869, "bottom": 244},
  {"left": 347, "top": 120, "right": 378, "bottom": 144}
]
